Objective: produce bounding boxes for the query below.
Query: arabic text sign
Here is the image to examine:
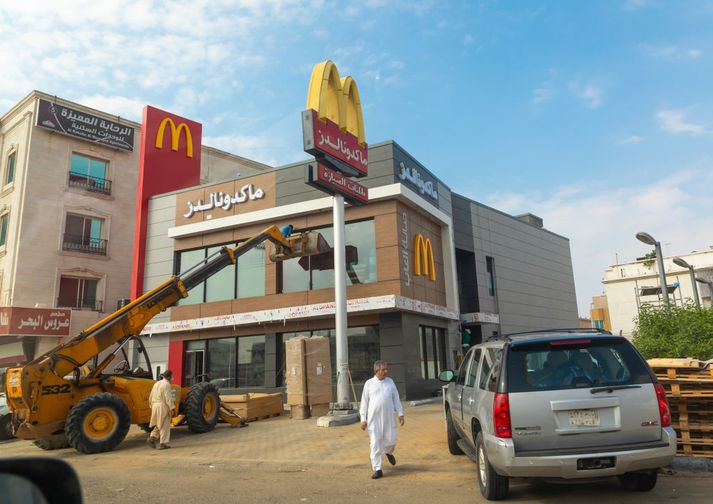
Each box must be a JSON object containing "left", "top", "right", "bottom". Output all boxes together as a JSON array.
[
  {"left": 0, "top": 307, "right": 72, "bottom": 337},
  {"left": 398, "top": 161, "right": 438, "bottom": 202},
  {"left": 306, "top": 163, "right": 369, "bottom": 206},
  {"left": 302, "top": 109, "right": 368, "bottom": 178},
  {"left": 184, "top": 183, "right": 266, "bottom": 218},
  {"left": 36, "top": 99, "right": 135, "bottom": 152}
]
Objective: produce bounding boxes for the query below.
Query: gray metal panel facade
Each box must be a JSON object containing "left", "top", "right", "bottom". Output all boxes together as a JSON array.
[{"left": 452, "top": 194, "right": 578, "bottom": 337}]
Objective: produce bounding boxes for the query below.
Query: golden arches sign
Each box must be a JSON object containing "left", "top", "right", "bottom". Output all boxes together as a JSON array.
[
  {"left": 306, "top": 60, "right": 366, "bottom": 147},
  {"left": 414, "top": 234, "right": 436, "bottom": 281},
  {"left": 155, "top": 117, "right": 194, "bottom": 158}
]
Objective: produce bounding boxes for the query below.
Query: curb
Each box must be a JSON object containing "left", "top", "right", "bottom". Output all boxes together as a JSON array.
[{"left": 670, "top": 457, "right": 713, "bottom": 472}]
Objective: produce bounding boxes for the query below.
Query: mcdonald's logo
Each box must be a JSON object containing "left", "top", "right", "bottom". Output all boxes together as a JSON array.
[
  {"left": 302, "top": 61, "right": 368, "bottom": 178},
  {"left": 414, "top": 234, "right": 436, "bottom": 281},
  {"left": 155, "top": 117, "right": 194, "bottom": 158},
  {"left": 307, "top": 60, "right": 365, "bottom": 146}
]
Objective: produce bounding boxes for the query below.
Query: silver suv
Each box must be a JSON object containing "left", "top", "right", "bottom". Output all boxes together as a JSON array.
[{"left": 440, "top": 330, "right": 676, "bottom": 500}]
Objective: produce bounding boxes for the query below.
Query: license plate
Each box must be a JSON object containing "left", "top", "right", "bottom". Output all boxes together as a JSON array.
[{"left": 569, "top": 409, "right": 600, "bottom": 426}]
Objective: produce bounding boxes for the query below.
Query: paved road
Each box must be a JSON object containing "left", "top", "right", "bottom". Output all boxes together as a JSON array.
[{"left": 1, "top": 403, "right": 710, "bottom": 503}]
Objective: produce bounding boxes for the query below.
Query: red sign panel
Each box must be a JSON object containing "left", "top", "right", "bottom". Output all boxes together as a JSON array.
[
  {"left": 131, "top": 106, "right": 202, "bottom": 299},
  {"left": 302, "top": 109, "right": 368, "bottom": 178},
  {"left": 0, "top": 308, "right": 72, "bottom": 337},
  {"left": 306, "top": 163, "right": 369, "bottom": 206}
]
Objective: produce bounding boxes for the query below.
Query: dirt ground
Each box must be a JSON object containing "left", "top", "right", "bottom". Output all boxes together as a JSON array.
[{"left": 1, "top": 403, "right": 711, "bottom": 503}]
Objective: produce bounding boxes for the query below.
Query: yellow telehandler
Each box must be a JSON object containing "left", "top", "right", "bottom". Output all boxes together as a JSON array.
[{"left": 4, "top": 225, "right": 327, "bottom": 454}]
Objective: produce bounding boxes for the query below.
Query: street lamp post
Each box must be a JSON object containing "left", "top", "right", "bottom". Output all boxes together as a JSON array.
[
  {"left": 636, "top": 232, "right": 670, "bottom": 310},
  {"left": 673, "top": 257, "right": 700, "bottom": 307}
]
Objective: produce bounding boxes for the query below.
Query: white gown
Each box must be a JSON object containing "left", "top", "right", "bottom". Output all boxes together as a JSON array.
[{"left": 360, "top": 376, "right": 404, "bottom": 471}]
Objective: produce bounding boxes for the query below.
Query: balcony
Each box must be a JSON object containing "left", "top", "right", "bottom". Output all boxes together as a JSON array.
[
  {"left": 56, "top": 298, "right": 104, "bottom": 312},
  {"left": 67, "top": 172, "right": 112, "bottom": 195},
  {"left": 62, "top": 234, "right": 107, "bottom": 255}
]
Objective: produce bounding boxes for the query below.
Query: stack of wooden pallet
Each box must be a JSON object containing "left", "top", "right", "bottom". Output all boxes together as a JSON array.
[
  {"left": 220, "top": 393, "right": 283, "bottom": 423},
  {"left": 648, "top": 358, "right": 713, "bottom": 458}
]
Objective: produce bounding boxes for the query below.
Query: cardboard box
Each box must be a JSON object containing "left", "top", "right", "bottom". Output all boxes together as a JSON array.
[
  {"left": 285, "top": 337, "right": 307, "bottom": 405},
  {"left": 304, "top": 337, "right": 332, "bottom": 405},
  {"left": 290, "top": 404, "right": 310, "bottom": 420},
  {"left": 220, "top": 393, "right": 283, "bottom": 422},
  {"left": 310, "top": 403, "right": 330, "bottom": 418}
]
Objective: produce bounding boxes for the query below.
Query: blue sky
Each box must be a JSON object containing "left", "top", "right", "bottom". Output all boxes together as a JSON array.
[{"left": 2, "top": 0, "right": 712, "bottom": 316}]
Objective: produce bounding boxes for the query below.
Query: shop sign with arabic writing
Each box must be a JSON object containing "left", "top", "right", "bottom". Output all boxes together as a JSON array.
[
  {"left": 184, "top": 183, "right": 265, "bottom": 218},
  {"left": 0, "top": 307, "right": 72, "bottom": 336},
  {"left": 302, "top": 109, "right": 368, "bottom": 178},
  {"left": 306, "top": 163, "right": 368, "bottom": 206},
  {"left": 36, "top": 99, "right": 135, "bottom": 151}
]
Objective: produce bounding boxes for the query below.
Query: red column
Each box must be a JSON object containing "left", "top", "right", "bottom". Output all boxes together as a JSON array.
[{"left": 167, "top": 339, "right": 185, "bottom": 387}]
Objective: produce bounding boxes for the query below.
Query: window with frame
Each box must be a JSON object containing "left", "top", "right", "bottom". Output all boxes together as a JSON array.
[
  {"left": 0, "top": 213, "right": 8, "bottom": 248},
  {"left": 280, "top": 219, "right": 377, "bottom": 293},
  {"left": 5, "top": 151, "right": 16, "bottom": 185},
  {"left": 465, "top": 348, "right": 482, "bottom": 387},
  {"left": 63, "top": 214, "right": 106, "bottom": 255},
  {"left": 184, "top": 335, "right": 266, "bottom": 389},
  {"left": 419, "top": 326, "right": 447, "bottom": 380},
  {"left": 175, "top": 242, "right": 266, "bottom": 305},
  {"left": 58, "top": 276, "right": 100, "bottom": 311},
  {"left": 478, "top": 348, "right": 502, "bottom": 391},
  {"left": 486, "top": 256, "right": 496, "bottom": 296},
  {"left": 69, "top": 153, "right": 111, "bottom": 195}
]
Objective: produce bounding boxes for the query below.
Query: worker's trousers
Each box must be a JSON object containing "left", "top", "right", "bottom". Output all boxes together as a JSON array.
[{"left": 149, "top": 404, "right": 171, "bottom": 444}]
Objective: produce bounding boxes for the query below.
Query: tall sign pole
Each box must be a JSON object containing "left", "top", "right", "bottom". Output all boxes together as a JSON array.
[
  {"left": 302, "top": 61, "right": 369, "bottom": 418},
  {"left": 333, "top": 193, "right": 349, "bottom": 408}
]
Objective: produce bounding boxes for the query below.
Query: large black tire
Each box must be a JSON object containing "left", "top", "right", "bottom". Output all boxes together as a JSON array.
[
  {"left": 475, "top": 431, "right": 509, "bottom": 501},
  {"left": 65, "top": 393, "right": 131, "bottom": 454},
  {"left": 185, "top": 382, "right": 220, "bottom": 433},
  {"left": 33, "top": 433, "right": 69, "bottom": 450},
  {"left": 0, "top": 415, "right": 14, "bottom": 440},
  {"left": 446, "top": 408, "right": 464, "bottom": 455},
  {"left": 618, "top": 471, "right": 658, "bottom": 492}
]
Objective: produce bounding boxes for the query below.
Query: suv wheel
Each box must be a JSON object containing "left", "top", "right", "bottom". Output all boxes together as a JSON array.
[
  {"left": 446, "top": 408, "right": 464, "bottom": 455},
  {"left": 475, "top": 432, "right": 509, "bottom": 500},
  {"left": 618, "top": 471, "right": 658, "bottom": 492}
]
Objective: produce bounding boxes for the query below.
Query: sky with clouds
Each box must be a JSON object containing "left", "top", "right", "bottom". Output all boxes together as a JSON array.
[{"left": 1, "top": 0, "right": 712, "bottom": 316}]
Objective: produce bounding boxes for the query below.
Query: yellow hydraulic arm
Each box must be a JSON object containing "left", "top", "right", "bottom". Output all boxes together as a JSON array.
[{"left": 24, "top": 225, "right": 292, "bottom": 379}]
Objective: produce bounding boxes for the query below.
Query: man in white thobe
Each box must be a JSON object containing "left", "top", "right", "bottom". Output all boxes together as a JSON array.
[
  {"left": 148, "top": 369, "right": 175, "bottom": 450},
  {"left": 360, "top": 360, "right": 404, "bottom": 479}
]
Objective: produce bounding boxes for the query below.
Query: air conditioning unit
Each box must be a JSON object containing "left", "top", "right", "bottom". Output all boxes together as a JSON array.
[{"left": 117, "top": 298, "right": 131, "bottom": 310}]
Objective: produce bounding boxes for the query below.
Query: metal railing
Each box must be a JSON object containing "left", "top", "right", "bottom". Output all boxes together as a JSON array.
[
  {"left": 62, "top": 234, "right": 108, "bottom": 255},
  {"left": 67, "top": 172, "right": 112, "bottom": 195},
  {"left": 56, "top": 298, "right": 104, "bottom": 312}
]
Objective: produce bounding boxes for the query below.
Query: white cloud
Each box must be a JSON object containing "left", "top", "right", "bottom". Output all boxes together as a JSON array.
[
  {"left": 619, "top": 135, "right": 643, "bottom": 144},
  {"left": 478, "top": 166, "right": 713, "bottom": 316},
  {"left": 76, "top": 94, "right": 146, "bottom": 121},
  {"left": 641, "top": 44, "right": 703, "bottom": 60},
  {"left": 463, "top": 34, "right": 475, "bottom": 46},
  {"left": 571, "top": 83, "right": 603, "bottom": 109},
  {"left": 657, "top": 109, "right": 706, "bottom": 135},
  {"left": 533, "top": 85, "right": 553, "bottom": 105}
]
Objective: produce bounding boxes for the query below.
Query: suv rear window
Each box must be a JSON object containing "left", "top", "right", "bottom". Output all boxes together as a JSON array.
[{"left": 507, "top": 337, "right": 652, "bottom": 393}]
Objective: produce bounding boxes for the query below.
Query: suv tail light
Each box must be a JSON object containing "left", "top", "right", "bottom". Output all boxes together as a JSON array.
[
  {"left": 653, "top": 382, "right": 671, "bottom": 428},
  {"left": 493, "top": 393, "right": 512, "bottom": 438}
]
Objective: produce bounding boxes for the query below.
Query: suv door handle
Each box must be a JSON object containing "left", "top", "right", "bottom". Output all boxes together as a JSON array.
[
  {"left": 457, "top": 394, "right": 462, "bottom": 401},
  {"left": 468, "top": 398, "right": 474, "bottom": 404}
]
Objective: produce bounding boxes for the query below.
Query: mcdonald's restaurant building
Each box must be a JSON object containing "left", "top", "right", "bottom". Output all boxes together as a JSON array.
[{"left": 141, "top": 141, "right": 579, "bottom": 400}]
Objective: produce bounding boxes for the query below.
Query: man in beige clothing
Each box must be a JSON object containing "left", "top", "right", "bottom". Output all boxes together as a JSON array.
[{"left": 148, "top": 369, "right": 175, "bottom": 449}]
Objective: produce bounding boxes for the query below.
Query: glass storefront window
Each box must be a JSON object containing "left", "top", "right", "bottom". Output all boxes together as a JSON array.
[
  {"left": 281, "top": 220, "right": 377, "bottom": 293},
  {"left": 237, "top": 335, "right": 265, "bottom": 387},
  {"left": 177, "top": 249, "right": 205, "bottom": 305},
  {"left": 176, "top": 241, "right": 266, "bottom": 303},
  {"left": 207, "top": 338, "right": 236, "bottom": 388},
  {"left": 238, "top": 245, "right": 266, "bottom": 298},
  {"left": 419, "top": 326, "right": 446, "bottom": 380}
]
